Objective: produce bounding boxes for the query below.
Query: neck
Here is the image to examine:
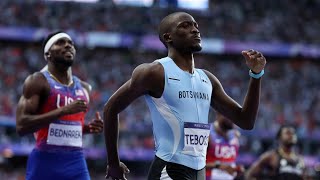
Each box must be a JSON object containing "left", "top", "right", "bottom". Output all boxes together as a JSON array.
[
  {"left": 168, "top": 48, "right": 194, "bottom": 74},
  {"left": 47, "top": 64, "right": 73, "bottom": 86},
  {"left": 279, "top": 144, "right": 294, "bottom": 154}
]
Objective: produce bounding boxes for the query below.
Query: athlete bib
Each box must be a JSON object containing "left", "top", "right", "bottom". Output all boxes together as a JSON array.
[
  {"left": 47, "top": 120, "right": 82, "bottom": 147},
  {"left": 182, "top": 122, "right": 210, "bottom": 157}
]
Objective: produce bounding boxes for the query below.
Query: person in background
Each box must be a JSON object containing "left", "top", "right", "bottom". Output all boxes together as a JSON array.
[
  {"left": 245, "top": 125, "right": 305, "bottom": 180},
  {"left": 16, "top": 31, "right": 103, "bottom": 180},
  {"left": 206, "top": 112, "right": 244, "bottom": 180}
]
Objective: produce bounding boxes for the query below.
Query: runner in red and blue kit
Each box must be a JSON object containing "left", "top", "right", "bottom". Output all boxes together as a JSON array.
[
  {"left": 206, "top": 112, "right": 244, "bottom": 180},
  {"left": 16, "top": 31, "right": 103, "bottom": 180}
]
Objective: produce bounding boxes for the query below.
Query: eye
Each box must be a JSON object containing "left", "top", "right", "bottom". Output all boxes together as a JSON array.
[
  {"left": 179, "top": 22, "right": 191, "bottom": 29},
  {"left": 194, "top": 22, "right": 199, "bottom": 29},
  {"left": 68, "top": 40, "right": 74, "bottom": 46},
  {"left": 56, "top": 39, "right": 65, "bottom": 45}
]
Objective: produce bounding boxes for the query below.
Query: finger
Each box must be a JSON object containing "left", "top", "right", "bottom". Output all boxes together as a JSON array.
[
  {"left": 96, "top": 111, "right": 102, "bottom": 120},
  {"left": 257, "top": 57, "right": 265, "bottom": 62},
  {"left": 241, "top": 51, "right": 250, "bottom": 59},
  {"left": 124, "top": 167, "right": 130, "bottom": 173},
  {"left": 92, "top": 119, "right": 104, "bottom": 125},
  {"left": 251, "top": 52, "right": 262, "bottom": 59},
  {"left": 77, "top": 99, "right": 87, "bottom": 104},
  {"left": 122, "top": 164, "right": 130, "bottom": 173},
  {"left": 89, "top": 122, "right": 103, "bottom": 129}
]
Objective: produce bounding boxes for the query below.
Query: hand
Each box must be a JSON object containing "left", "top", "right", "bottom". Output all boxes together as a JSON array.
[
  {"left": 220, "top": 164, "right": 238, "bottom": 175},
  {"left": 61, "top": 100, "right": 88, "bottom": 115},
  {"left": 242, "top": 49, "right": 266, "bottom": 73},
  {"left": 236, "top": 164, "right": 245, "bottom": 175},
  {"left": 87, "top": 112, "right": 103, "bottom": 133},
  {"left": 105, "top": 162, "right": 130, "bottom": 180}
]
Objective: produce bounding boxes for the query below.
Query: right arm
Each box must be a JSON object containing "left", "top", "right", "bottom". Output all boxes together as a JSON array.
[
  {"left": 245, "top": 151, "right": 274, "bottom": 180},
  {"left": 104, "top": 62, "right": 163, "bottom": 179},
  {"left": 16, "top": 73, "right": 87, "bottom": 136}
]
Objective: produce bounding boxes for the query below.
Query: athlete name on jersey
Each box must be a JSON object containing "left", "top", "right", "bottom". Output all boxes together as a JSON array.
[
  {"left": 183, "top": 122, "right": 210, "bottom": 157},
  {"left": 178, "top": 91, "right": 209, "bottom": 101},
  {"left": 47, "top": 120, "right": 82, "bottom": 147},
  {"left": 214, "top": 144, "right": 237, "bottom": 159}
]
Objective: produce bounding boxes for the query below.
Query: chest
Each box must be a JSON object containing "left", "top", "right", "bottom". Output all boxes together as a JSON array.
[{"left": 49, "top": 84, "right": 88, "bottom": 108}]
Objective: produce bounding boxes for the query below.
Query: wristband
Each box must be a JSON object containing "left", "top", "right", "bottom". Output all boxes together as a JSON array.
[{"left": 249, "top": 69, "right": 264, "bottom": 79}]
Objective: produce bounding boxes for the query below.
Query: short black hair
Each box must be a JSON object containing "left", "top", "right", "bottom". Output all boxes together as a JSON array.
[
  {"left": 42, "top": 31, "right": 65, "bottom": 52},
  {"left": 276, "top": 124, "right": 296, "bottom": 140}
]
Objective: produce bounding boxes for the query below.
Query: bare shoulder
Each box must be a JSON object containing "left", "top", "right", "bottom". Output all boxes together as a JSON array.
[
  {"left": 201, "top": 69, "right": 219, "bottom": 84},
  {"left": 131, "top": 61, "right": 163, "bottom": 84},
  {"left": 23, "top": 72, "right": 49, "bottom": 98},
  {"left": 234, "top": 129, "right": 241, "bottom": 138},
  {"left": 80, "top": 80, "right": 92, "bottom": 93},
  {"left": 133, "top": 61, "right": 163, "bottom": 78},
  {"left": 259, "top": 150, "right": 277, "bottom": 165},
  {"left": 131, "top": 61, "right": 164, "bottom": 97}
]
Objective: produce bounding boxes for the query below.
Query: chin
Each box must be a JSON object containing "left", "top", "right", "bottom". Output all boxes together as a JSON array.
[{"left": 191, "top": 44, "right": 202, "bottom": 52}]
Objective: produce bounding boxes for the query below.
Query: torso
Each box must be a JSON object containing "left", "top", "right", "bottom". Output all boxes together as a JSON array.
[
  {"left": 145, "top": 57, "right": 212, "bottom": 170},
  {"left": 34, "top": 70, "right": 89, "bottom": 152},
  {"left": 274, "top": 149, "right": 304, "bottom": 180},
  {"left": 206, "top": 126, "right": 240, "bottom": 178}
]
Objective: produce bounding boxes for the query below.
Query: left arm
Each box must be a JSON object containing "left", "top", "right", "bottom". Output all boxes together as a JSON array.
[
  {"left": 80, "top": 81, "right": 103, "bottom": 134},
  {"left": 204, "top": 49, "right": 266, "bottom": 130}
]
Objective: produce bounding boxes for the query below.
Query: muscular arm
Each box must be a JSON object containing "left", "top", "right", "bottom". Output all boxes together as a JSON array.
[
  {"left": 204, "top": 70, "right": 261, "bottom": 130},
  {"left": 16, "top": 73, "right": 64, "bottom": 135},
  {"left": 80, "top": 80, "right": 94, "bottom": 134},
  {"left": 103, "top": 62, "right": 164, "bottom": 167},
  {"left": 245, "top": 151, "right": 274, "bottom": 180}
]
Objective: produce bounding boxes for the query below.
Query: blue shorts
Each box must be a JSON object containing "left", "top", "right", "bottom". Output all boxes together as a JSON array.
[{"left": 26, "top": 148, "right": 90, "bottom": 180}]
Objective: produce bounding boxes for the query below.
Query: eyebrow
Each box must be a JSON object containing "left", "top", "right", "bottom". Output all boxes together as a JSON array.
[{"left": 177, "top": 20, "right": 198, "bottom": 27}]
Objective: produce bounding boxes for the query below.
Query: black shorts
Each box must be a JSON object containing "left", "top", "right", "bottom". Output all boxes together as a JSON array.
[{"left": 147, "top": 156, "right": 205, "bottom": 180}]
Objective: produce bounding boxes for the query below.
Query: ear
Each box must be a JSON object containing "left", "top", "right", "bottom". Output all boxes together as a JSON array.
[
  {"left": 44, "top": 52, "right": 50, "bottom": 60},
  {"left": 163, "top": 33, "right": 172, "bottom": 44}
]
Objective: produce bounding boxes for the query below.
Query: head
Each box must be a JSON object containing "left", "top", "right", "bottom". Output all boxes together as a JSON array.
[
  {"left": 43, "top": 31, "right": 76, "bottom": 67},
  {"left": 216, "top": 112, "right": 234, "bottom": 131},
  {"left": 276, "top": 125, "right": 297, "bottom": 147},
  {"left": 158, "top": 12, "right": 202, "bottom": 53}
]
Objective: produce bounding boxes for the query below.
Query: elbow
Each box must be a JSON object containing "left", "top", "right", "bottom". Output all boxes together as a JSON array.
[
  {"left": 103, "top": 102, "right": 115, "bottom": 123},
  {"left": 238, "top": 119, "right": 255, "bottom": 130},
  {"left": 240, "top": 124, "right": 254, "bottom": 130},
  {"left": 237, "top": 114, "right": 256, "bottom": 130},
  {"left": 16, "top": 117, "right": 31, "bottom": 136}
]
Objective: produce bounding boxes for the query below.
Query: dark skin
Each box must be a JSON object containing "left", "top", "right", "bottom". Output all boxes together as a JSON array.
[
  {"left": 245, "top": 127, "right": 305, "bottom": 180},
  {"left": 206, "top": 112, "right": 244, "bottom": 176},
  {"left": 104, "top": 12, "right": 266, "bottom": 180},
  {"left": 16, "top": 36, "right": 103, "bottom": 136}
]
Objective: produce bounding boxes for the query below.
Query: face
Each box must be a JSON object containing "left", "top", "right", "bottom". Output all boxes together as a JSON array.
[
  {"left": 280, "top": 127, "right": 297, "bottom": 146},
  {"left": 48, "top": 37, "right": 76, "bottom": 67},
  {"left": 167, "top": 13, "right": 202, "bottom": 53}
]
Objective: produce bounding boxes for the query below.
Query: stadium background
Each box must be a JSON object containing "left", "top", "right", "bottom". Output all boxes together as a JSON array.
[{"left": 0, "top": 0, "right": 320, "bottom": 179}]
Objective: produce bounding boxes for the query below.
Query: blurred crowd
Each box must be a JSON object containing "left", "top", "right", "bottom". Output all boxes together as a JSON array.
[
  {"left": 0, "top": 0, "right": 320, "bottom": 179},
  {"left": 0, "top": 0, "right": 319, "bottom": 43},
  {"left": 1, "top": 43, "right": 320, "bottom": 155}
]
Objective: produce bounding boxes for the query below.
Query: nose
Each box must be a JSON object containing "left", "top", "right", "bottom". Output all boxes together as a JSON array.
[
  {"left": 191, "top": 25, "right": 200, "bottom": 34},
  {"left": 65, "top": 41, "right": 72, "bottom": 49}
]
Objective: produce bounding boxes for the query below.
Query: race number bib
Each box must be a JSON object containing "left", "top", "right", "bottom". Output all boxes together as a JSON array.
[
  {"left": 182, "top": 122, "right": 210, "bottom": 157},
  {"left": 47, "top": 120, "right": 82, "bottom": 147},
  {"left": 211, "top": 168, "right": 235, "bottom": 180}
]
